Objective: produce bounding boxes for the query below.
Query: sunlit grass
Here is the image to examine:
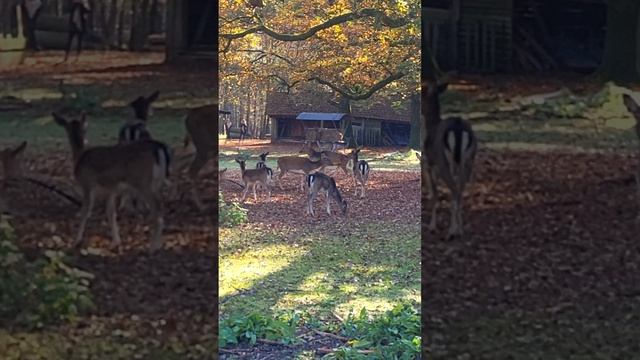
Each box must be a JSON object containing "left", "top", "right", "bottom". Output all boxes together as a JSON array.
[{"left": 219, "top": 222, "right": 420, "bottom": 319}]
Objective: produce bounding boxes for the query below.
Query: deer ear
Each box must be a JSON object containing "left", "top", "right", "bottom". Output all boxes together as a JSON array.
[
  {"left": 623, "top": 94, "right": 639, "bottom": 113},
  {"left": 148, "top": 91, "right": 160, "bottom": 103},
  {"left": 12, "top": 141, "right": 27, "bottom": 156}
]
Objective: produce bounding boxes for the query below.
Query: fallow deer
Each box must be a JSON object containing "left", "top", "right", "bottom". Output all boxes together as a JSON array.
[
  {"left": 622, "top": 94, "right": 640, "bottom": 221},
  {"left": 276, "top": 156, "right": 332, "bottom": 191},
  {"left": 351, "top": 147, "right": 370, "bottom": 198},
  {"left": 183, "top": 104, "right": 218, "bottom": 210},
  {"left": 424, "top": 81, "right": 477, "bottom": 239},
  {"left": 118, "top": 91, "right": 159, "bottom": 145},
  {"left": 53, "top": 112, "right": 171, "bottom": 252},
  {"left": 256, "top": 152, "right": 269, "bottom": 168},
  {"left": 305, "top": 172, "right": 347, "bottom": 216},
  {"left": 235, "top": 159, "right": 271, "bottom": 202},
  {"left": 300, "top": 142, "right": 351, "bottom": 176}
]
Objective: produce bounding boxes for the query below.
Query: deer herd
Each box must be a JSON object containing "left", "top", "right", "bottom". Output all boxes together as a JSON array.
[
  {"left": 228, "top": 139, "right": 371, "bottom": 218},
  {"left": 0, "top": 91, "right": 217, "bottom": 252},
  {"left": 3, "top": 80, "right": 640, "bottom": 250}
]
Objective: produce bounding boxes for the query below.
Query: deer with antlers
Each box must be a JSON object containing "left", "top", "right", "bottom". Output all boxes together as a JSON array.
[
  {"left": 351, "top": 147, "right": 370, "bottom": 198},
  {"left": 305, "top": 172, "right": 347, "bottom": 216},
  {"left": 236, "top": 158, "right": 271, "bottom": 202},
  {"left": 53, "top": 112, "right": 171, "bottom": 252},
  {"left": 622, "top": 94, "right": 640, "bottom": 221},
  {"left": 424, "top": 80, "right": 477, "bottom": 239}
]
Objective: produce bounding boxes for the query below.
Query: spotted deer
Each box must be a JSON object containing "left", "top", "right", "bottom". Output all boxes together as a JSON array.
[
  {"left": 276, "top": 156, "right": 332, "bottom": 191},
  {"left": 300, "top": 142, "right": 350, "bottom": 176},
  {"left": 424, "top": 81, "right": 477, "bottom": 239},
  {"left": 622, "top": 94, "right": 640, "bottom": 221},
  {"left": 183, "top": 104, "right": 218, "bottom": 210},
  {"left": 351, "top": 147, "right": 370, "bottom": 198},
  {"left": 53, "top": 112, "right": 171, "bottom": 252},
  {"left": 305, "top": 172, "right": 347, "bottom": 216},
  {"left": 235, "top": 159, "right": 271, "bottom": 202},
  {"left": 255, "top": 152, "right": 273, "bottom": 188}
]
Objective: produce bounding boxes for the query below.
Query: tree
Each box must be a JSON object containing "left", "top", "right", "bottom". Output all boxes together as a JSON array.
[
  {"left": 601, "top": 0, "right": 640, "bottom": 82},
  {"left": 220, "top": 0, "right": 420, "bottom": 147}
]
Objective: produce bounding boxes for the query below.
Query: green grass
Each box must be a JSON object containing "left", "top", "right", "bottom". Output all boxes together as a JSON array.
[{"left": 219, "top": 222, "right": 420, "bottom": 320}]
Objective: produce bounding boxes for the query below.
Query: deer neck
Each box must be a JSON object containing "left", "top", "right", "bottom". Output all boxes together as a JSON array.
[{"left": 67, "top": 132, "right": 85, "bottom": 163}]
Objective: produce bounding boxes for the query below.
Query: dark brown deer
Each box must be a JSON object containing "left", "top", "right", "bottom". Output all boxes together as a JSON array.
[{"left": 305, "top": 172, "right": 347, "bottom": 216}]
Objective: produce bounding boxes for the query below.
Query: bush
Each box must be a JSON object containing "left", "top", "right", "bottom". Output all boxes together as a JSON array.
[
  {"left": 219, "top": 311, "right": 300, "bottom": 347},
  {"left": 0, "top": 218, "right": 94, "bottom": 328},
  {"left": 219, "top": 192, "right": 248, "bottom": 227}
]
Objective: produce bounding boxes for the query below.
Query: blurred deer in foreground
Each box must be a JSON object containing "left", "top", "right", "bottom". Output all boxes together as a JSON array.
[
  {"left": 0, "top": 141, "right": 27, "bottom": 215},
  {"left": 622, "top": 94, "right": 640, "bottom": 221},
  {"left": 351, "top": 147, "right": 370, "bottom": 198},
  {"left": 306, "top": 172, "right": 347, "bottom": 216},
  {"left": 54, "top": 112, "right": 171, "bottom": 252},
  {"left": 424, "top": 81, "right": 477, "bottom": 239},
  {"left": 183, "top": 104, "right": 218, "bottom": 210}
]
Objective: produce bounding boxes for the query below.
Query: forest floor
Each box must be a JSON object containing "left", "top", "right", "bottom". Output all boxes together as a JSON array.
[
  {"left": 425, "top": 75, "right": 640, "bottom": 359},
  {"left": 218, "top": 141, "right": 421, "bottom": 359},
  {"left": 0, "top": 51, "right": 217, "bottom": 359}
]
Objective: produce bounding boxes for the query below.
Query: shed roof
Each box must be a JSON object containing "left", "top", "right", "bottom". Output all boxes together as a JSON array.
[
  {"left": 266, "top": 90, "right": 411, "bottom": 123},
  {"left": 296, "top": 112, "right": 346, "bottom": 121}
]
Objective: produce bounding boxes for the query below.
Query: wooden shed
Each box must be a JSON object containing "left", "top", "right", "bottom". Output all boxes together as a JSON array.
[
  {"left": 266, "top": 91, "right": 411, "bottom": 147},
  {"left": 165, "top": 0, "right": 216, "bottom": 63},
  {"left": 425, "top": 0, "right": 513, "bottom": 72}
]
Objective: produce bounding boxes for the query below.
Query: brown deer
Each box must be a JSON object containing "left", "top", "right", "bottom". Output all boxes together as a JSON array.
[
  {"left": 300, "top": 142, "right": 351, "bottom": 176},
  {"left": 305, "top": 172, "right": 347, "bottom": 216},
  {"left": 183, "top": 104, "right": 218, "bottom": 210},
  {"left": 276, "top": 156, "right": 332, "bottom": 191},
  {"left": 622, "top": 94, "right": 640, "bottom": 221},
  {"left": 235, "top": 159, "right": 271, "bottom": 202},
  {"left": 53, "top": 112, "right": 171, "bottom": 252},
  {"left": 351, "top": 147, "right": 370, "bottom": 198},
  {"left": 424, "top": 80, "right": 477, "bottom": 239}
]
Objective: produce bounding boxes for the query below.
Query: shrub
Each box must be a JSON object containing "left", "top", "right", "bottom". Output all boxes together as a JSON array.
[
  {"left": 219, "top": 192, "right": 248, "bottom": 227},
  {"left": 0, "top": 218, "right": 94, "bottom": 328},
  {"left": 219, "top": 311, "right": 300, "bottom": 347}
]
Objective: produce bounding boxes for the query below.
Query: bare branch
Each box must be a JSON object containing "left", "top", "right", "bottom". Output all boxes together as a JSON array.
[{"left": 309, "top": 71, "right": 406, "bottom": 101}]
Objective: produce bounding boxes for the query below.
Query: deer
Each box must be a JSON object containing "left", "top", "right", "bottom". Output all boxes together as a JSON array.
[
  {"left": 53, "top": 112, "right": 171, "bottom": 252},
  {"left": 622, "top": 94, "right": 640, "bottom": 221},
  {"left": 118, "top": 91, "right": 159, "bottom": 145},
  {"left": 183, "top": 104, "right": 218, "bottom": 210},
  {"left": 424, "top": 80, "right": 477, "bottom": 239},
  {"left": 256, "top": 152, "right": 269, "bottom": 168},
  {"left": 0, "top": 141, "right": 27, "bottom": 180},
  {"left": 276, "top": 156, "right": 332, "bottom": 191},
  {"left": 351, "top": 147, "right": 370, "bottom": 198},
  {"left": 300, "top": 142, "right": 351, "bottom": 176},
  {"left": 235, "top": 159, "right": 271, "bottom": 202},
  {"left": 305, "top": 172, "right": 347, "bottom": 216}
]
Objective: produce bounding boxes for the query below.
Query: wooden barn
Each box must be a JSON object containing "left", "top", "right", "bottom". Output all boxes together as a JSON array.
[
  {"left": 266, "top": 91, "right": 411, "bottom": 147},
  {"left": 165, "top": 0, "right": 216, "bottom": 63},
  {"left": 426, "top": 0, "right": 606, "bottom": 73}
]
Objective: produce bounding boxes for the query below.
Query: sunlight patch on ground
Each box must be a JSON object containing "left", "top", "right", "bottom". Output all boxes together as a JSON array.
[{"left": 219, "top": 243, "right": 307, "bottom": 298}]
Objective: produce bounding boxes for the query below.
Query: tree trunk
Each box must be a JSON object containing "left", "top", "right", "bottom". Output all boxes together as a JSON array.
[
  {"left": 128, "top": 0, "right": 150, "bottom": 51},
  {"left": 601, "top": 0, "right": 640, "bottom": 82},
  {"left": 409, "top": 92, "right": 421, "bottom": 150},
  {"left": 338, "top": 97, "right": 355, "bottom": 148},
  {"left": 117, "top": 1, "right": 125, "bottom": 48}
]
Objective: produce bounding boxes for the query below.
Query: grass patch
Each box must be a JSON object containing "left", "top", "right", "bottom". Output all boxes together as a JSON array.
[{"left": 219, "top": 222, "right": 420, "bottom": 319}]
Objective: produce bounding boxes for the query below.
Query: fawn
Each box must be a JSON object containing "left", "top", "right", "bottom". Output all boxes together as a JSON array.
[{"left": 235, "top": 158, "right": 271, "bottom": 202}]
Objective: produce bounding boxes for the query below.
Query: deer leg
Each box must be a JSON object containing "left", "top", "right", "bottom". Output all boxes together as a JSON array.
[
  {"left": 265, "top": 182, "right": 271, "bottom": 201},
  {"left": 106, "top": 192, "right": 122, "bottom": 250},
  {"left": 308, "top": 191, "right": 317, "bottom": 216},
  {"left": 448, "top": 184, "right": 463, "bottom": 239},
  {"left": 73, "top": 187, "right": 95, "bottom": 248},
  {"left": 278, "top": 170, "right": 286, "bottom": 190},
  {"left": 341, "top": 165, "right": 350, "bottom": 177},
  {"left": 139, "top": 190, "right": 164, "bottom": 252},
  {"left": 240, "top": 183, "right": 249, "bottom": 203},
  {"left": 188, "top": 151, "right": 209, "bottom": 211},
  {"left": 325, "top": 189, "right": 331, "bottom": 214},
  {"left": 253, "top": 183, "right": 258, "bottom": 201}
]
